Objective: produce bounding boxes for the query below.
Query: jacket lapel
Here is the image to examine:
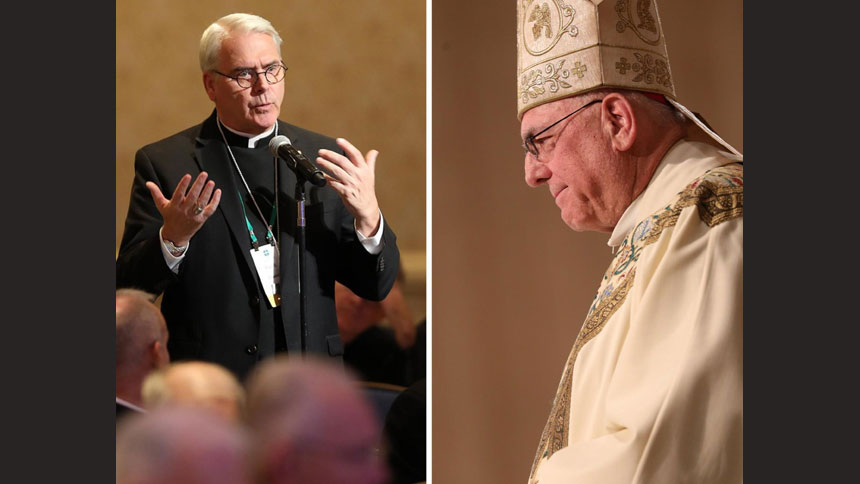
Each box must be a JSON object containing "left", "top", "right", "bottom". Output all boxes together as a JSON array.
[{"left": 193, "top": 115, "right": 258, "bottom": 278}]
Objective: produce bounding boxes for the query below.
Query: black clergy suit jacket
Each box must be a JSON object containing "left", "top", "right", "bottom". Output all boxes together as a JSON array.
[{"left": 117, "top": 111, "right": 399, "bottom": 379}]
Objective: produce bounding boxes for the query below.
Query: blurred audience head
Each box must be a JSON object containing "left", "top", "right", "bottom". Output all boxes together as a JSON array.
[
  {"left": 335, "top": 281, "right": 387, "bottom": 341},
  {"left": 142, "top": 360, "right": 245, "bottom": 422},
  {"left": 336, "top": 267, "right": 415, "bottom": 349},
  {"left": 116, "top": 289, "right": 169, "bottom": 405},
  {"left": 116, "top": 407, "right": 250, "bottom": 484},
  {"left": 245, "top": 355, "right": 388, "bottom": 484}
]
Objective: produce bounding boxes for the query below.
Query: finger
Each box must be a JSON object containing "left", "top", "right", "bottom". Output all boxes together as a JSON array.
[
  {"left": 198, "top": 180, "right": 216, "bottom": 208},
  {"left": 365, "top": 149, "right": 379, "bottom": 172},
  {"left": 322, "top": 173, "right": 348, "bottom": 193},
  {"left": 183, "top": 172, "right": 210, "bottom": 208},
  {"left": 146, "top": 181, "right": 169, "bottom": 208},
  {"left": 202, "top": 188, "right": 222, "bottom": 216},
  {"left": 317, "top": 157, "right": 353, "bottom": 183},
  {"left": 171, "top": 174, "right": 193, "bottom": 202},
  {"left": 317, "top": 149, "right": 356, "bottom": 175},
  {"left": 335, "top": 138, "right": 364, "bottom": 166}
]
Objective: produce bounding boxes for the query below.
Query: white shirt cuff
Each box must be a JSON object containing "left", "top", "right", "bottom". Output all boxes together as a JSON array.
[
  {"left": 159, "top": 226, "right": 186, "bottom": 274},
  {"left": 355, "top": 211, "right": 385, "bottom": 255}
]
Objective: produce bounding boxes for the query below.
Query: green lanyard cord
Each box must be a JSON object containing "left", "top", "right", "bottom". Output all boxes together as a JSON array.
[{"left": 238, "top": 189, "right": 277, "bottom": 249}]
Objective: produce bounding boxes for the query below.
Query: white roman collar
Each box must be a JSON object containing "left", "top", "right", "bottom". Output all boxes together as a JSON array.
[{"left": 220, "top": 122, "right": 277, "bottom": 148}]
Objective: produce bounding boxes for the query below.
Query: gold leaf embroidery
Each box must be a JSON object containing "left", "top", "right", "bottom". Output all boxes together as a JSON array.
[
  {"left": 643, "top": 164, "right": 744, "bottom": 244},
  {"left": 529, "top": 270, "right": 636, "bottom": 480},
  {"left": 520, "top": 59, "right": 574, "bottom": 104}
]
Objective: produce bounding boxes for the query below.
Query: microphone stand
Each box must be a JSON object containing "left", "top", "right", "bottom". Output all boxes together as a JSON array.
[
  {"left": 270, "top": 137, "right": 325, "bottom": 356},
  {"left": 295, "top": 177, "right": 309, "bottom": 354}
]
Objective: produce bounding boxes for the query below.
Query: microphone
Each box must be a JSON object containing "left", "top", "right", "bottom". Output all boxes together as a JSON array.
[{"left": 269, "top": 135, "right": 327, "bottom": 187}]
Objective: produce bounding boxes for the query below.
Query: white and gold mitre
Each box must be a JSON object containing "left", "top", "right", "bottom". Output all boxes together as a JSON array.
[{"left": 517, "top": 0, "right": 741, "bottom": 157}]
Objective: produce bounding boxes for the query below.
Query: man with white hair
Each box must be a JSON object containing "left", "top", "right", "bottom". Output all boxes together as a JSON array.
[
  {"left": 116, "top": 288, "right": 169, "bottom": 418},
  {"left": 517, "top": 1, "right": 742, "bottom": 482},
  {"left": 245, "top": 356, "right": 388, "bottom": 484},
  {"left": 117, "top": 13, "right": 400, "bottom": 380},
  {"left": 142, "top": 360, "right": 245, "bottom": 423}
]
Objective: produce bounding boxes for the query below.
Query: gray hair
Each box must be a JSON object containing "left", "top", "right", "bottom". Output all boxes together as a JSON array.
[
  {"left": 116, "top": 289, "right": 166, "bottom": 372},
  {"left": 199, "top": 13, "right": 283, "bottom": 72},
  {"left": 142, "top": 361, "right": 247, "bottom": 421},
  {"left": 578, "top": 88, "right": 688, "bottom": 127}
]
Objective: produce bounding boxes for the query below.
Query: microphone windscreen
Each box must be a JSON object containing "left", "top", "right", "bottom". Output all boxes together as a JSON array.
[{"left": 269, "top": 135, "right": 291, "bottom": 156}]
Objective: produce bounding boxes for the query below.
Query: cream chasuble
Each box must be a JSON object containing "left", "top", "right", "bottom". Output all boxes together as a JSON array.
[{"left": 530, "top": 140, "right": 743, "bottom": 484}]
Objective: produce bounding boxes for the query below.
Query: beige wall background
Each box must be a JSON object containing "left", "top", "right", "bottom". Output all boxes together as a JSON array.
[
  {"left": 116, "top": 0, "right": 426, "bottom": 317},
  {"left": 432, "top": 0, "right": 741, "bottom": 482}
]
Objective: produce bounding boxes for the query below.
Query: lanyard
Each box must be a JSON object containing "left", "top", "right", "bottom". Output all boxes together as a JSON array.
[
  {"left": 238, "top": 189, "right": 277, "bottom": 248},
  {"left": 216, "top": 116, "right": 280, "bottom": 250}
]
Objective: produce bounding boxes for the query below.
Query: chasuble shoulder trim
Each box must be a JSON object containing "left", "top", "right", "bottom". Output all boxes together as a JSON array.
[{"left": 643, "top": 163, "right": 744, "bottom": 244}]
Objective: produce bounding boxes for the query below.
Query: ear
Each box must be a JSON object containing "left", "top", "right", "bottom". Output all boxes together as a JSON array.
[
  {"left": 150, "top": 341, "right": 169, "bottom": 369},
  {"left": 600, "top": 93, "right": 637, "bottom": 152},
  {"left": 203, "top": 72, "right": 217, "bottom": 102}
]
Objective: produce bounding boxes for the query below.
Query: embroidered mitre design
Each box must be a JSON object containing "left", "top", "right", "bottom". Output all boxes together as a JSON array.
[{"left": 529, "top": 162, "right": 743, "bottom": 482}]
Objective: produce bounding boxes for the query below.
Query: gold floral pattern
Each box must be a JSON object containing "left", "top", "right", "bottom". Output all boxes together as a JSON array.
[
  {"left": 642, "top": 163, "right": 744, "bottom": 244},
  {"left": 520, "top": 59, "right": 575, "bottom": 104},
  {"left": 615, "top": 53, "right": 671, "bottom": 87}
]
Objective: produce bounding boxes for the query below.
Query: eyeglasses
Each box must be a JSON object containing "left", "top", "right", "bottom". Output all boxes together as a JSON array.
[
  {"left": 213, "top": 63, "right": 288, "bottom": 89},
  {"left": 522, "top": 99, "right": 603, "bottom": 160}
]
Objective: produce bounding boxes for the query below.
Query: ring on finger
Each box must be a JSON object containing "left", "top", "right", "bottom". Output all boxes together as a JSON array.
[{"left": 193, "top": 205, "right": 204, "bottom": 215}]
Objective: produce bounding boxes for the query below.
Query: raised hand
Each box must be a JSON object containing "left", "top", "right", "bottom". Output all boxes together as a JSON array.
[
  {"left": 146, "top": 172, "right": 222, "bottom": 246},
  {"left": 316, "top": 138, "right": 381, "bottom": 236}
]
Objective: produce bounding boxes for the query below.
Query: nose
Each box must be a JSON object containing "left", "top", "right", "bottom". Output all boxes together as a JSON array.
[
  {"left": 251, "top": 72, "right": 269, "bottom": 94},
  {"left": 524, "top": 153, "right": 551, "bottom": 187}
]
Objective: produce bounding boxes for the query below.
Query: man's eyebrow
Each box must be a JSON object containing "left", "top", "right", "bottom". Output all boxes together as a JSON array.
[
  {"left": 521, "top": 127, "right": 535, "bottom": 141},
  {"left": 229, "top": 61, "right": 280, "bottom": 73},
  {"left": 522, "top": 128, "right": 542, "bottom": 142}
]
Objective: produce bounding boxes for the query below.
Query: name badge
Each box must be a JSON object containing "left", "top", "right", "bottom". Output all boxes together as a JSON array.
[{"left": 250, "top": 243, "right": 281, "bottom": 308}]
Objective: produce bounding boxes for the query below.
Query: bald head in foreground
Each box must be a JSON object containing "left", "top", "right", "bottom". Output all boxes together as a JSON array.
[
  {"left": 245, "top": 356, "right": 388, "bottom": 484},
  {"left": 116, "top": 407, "right": 250, "bottom": 484},
  {"left": 116, "top": 289, "right": 169, "bottom": 415}
]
